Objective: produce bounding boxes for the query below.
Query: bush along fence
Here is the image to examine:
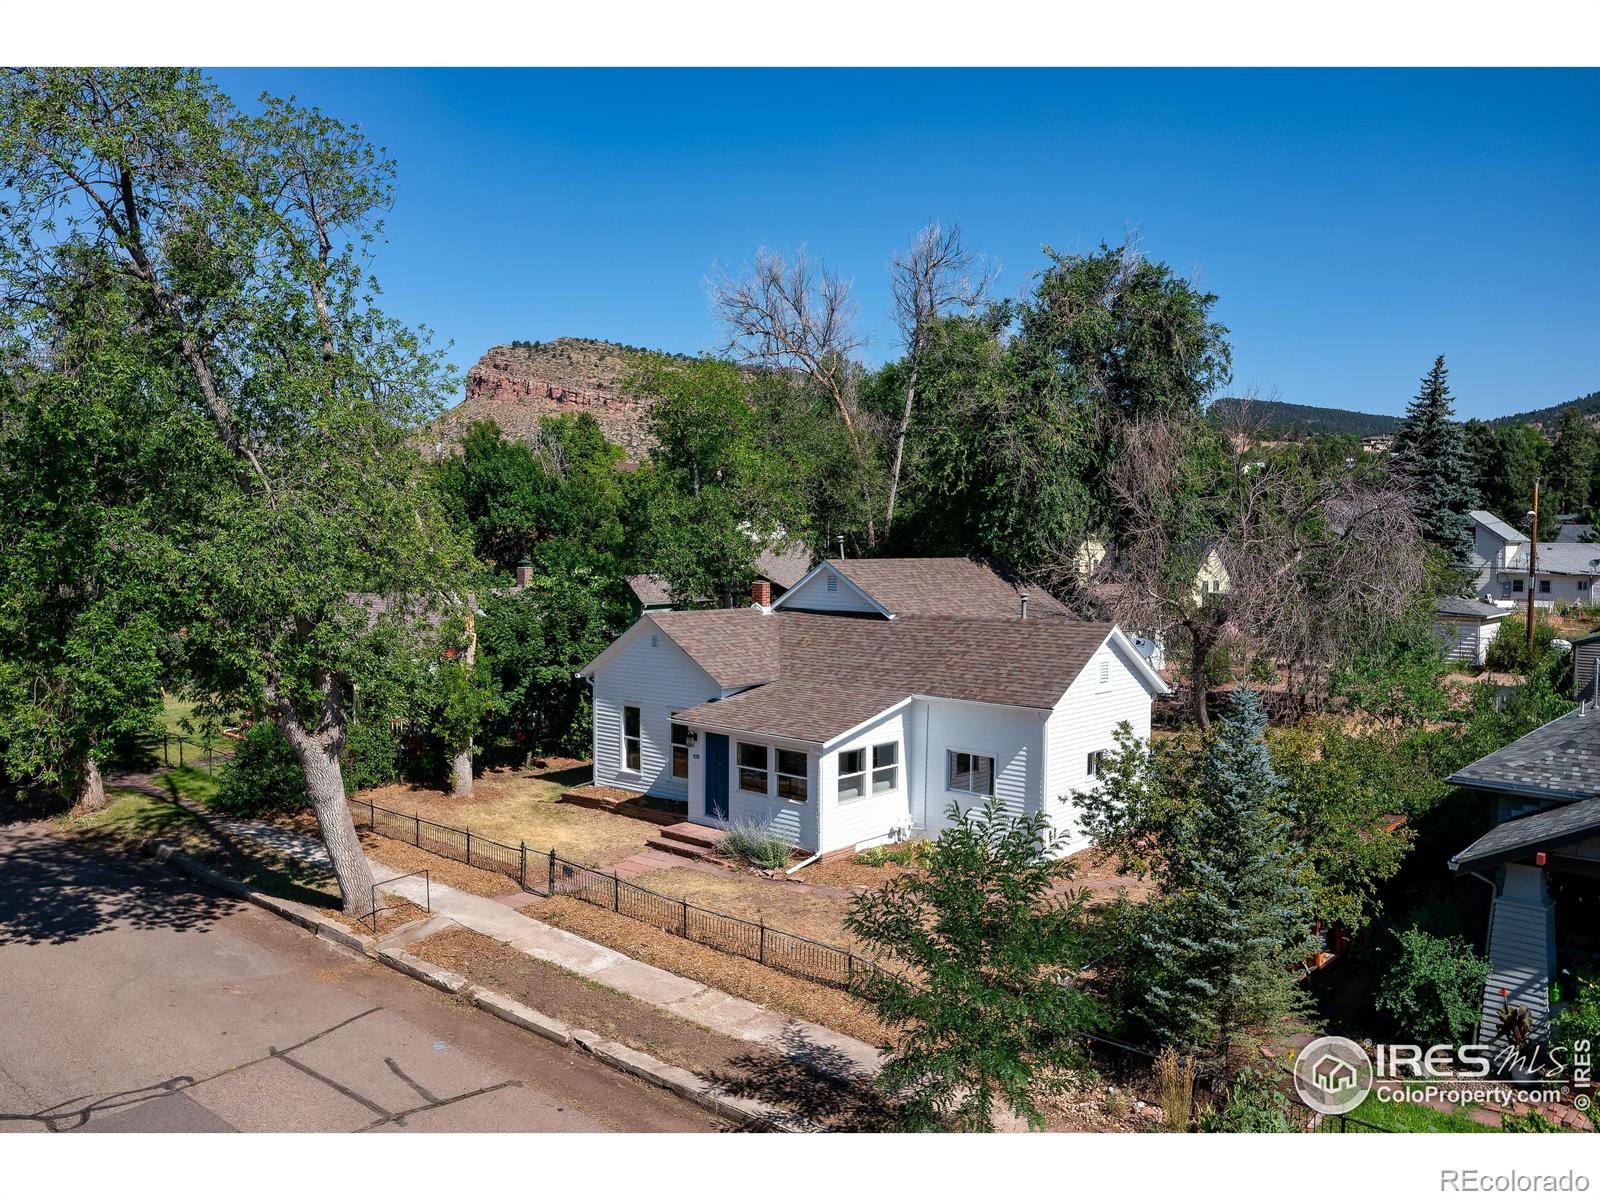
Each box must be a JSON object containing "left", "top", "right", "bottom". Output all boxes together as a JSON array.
[{"left": 349, "top": 798, "right": 904, "bottom": 994}]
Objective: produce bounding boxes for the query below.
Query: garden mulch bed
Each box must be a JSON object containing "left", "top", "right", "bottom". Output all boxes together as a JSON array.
[
  {"left": 408, "top": 925, "right": 894, "bottom": 1130},
  {"left": 788, "top": 855, "right": 914, "bottom": 892},
  {"left": 526, "top": 894, "right": 893, "bottom": 1047}
]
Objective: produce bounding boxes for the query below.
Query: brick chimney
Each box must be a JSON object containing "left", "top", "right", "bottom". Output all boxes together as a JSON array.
[
  {"left": 751, "top": 578, "right": 773, "bottom": 608},
  {"left": 515, "top": 558, "right": 533, "bottom": 588}
]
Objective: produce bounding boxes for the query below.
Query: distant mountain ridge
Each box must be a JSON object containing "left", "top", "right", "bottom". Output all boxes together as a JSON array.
[{"left": 1211, "top": 389, "right": 1600, "bottom": 439}]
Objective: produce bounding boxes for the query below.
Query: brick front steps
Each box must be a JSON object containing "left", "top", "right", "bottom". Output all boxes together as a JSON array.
[
  {"left": 645, "top": 822, "right": 727, "bottom": 861},
  {"left": 559, "top": 787, "right": 687, "bottom": 827}
]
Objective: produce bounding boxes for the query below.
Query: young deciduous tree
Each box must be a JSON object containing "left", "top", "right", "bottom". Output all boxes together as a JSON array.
[
  {"left": 0, "top": 69, "right": 468, "bottom": 912},
  {"left": 1391, "top": 356, "right": 1480, "bottom": 570},
  {"left": 845, "top": 800, "right": 1101, "bottom": 1131}
]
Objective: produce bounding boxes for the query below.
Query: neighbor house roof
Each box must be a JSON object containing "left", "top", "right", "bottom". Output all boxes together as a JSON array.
[
  {"left": 1435, "top": 597, "right": 1510, "bottom": 620},
  {"left": 1557, "top": 523, "right": 1598, "bottom": 545},
  {"left": 1446, "top": 704, "right": 1600, "bottom": 802},
  {"left": 1450, "top": 795, "right": 1600, "bottom": 872},
  {"left": 1505, "top": 543, "right": 1600, "bottom": 576},
  {"left": 787, "top": 557, "right": 1070, "bottom": 620},
  {"left": 667, "top": 611, "right": 1133, "bottom": 743},
  {"left": 625, "top": 574, "right": 673, "bottom": 608},
  {"left": 1472, "top": 511, "right": 1527, "bottom": 544},
  {"left": 754, "top": 545, "right": 814, "bottom": 590}
]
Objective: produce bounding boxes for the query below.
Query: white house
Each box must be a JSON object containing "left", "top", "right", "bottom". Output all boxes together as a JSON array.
[
  {"left": 1470, "top": 510, "right": 1600, "bottom": 608},
  {"left": 578, "top": 558, "right": 1167, "bottom": 857},
  {"left": 1432, "top": 596, "right": 1509, "bottom": 667}
]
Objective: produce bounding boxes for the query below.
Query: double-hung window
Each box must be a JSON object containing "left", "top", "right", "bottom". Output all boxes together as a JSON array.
[
  {"left": 670, "top": 723, "right": 689, "bottom": 778},
  {"left": 1513, "top": 578, "right": 1525, "bottom": 594},
  {"left": 622, "top": 706, "right": 641, "bottom": 772},
  {"left": 948, "top": 751, "right": 995, "bottom": 796},
  {"left": 1539, "top": 579, "right": 1552, "bottom": 595},
  {"left": 842, "top": 743, "right": 900, "bottom": 800},
  {"left": 737, "top": 742, "right": 769, "bottom": 793},
  {"left": 1087, "top": 750, "right": 1105, "bottom": 778},
  {"left": 872, "top": 743, "right": 898, "bottom": 793},
  {"left": 838, "top": 748, "right": 867, "bottom": 800},
  {"left": 775, "top": 749, "right": 808, "bottom": 802}
]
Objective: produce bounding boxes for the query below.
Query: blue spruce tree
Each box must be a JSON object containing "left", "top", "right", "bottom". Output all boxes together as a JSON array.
[
  {"left": 1138, "top": 689, "right": 1315, "bottom": 1064},
  {"left": 1392, "top": 355, "right": 1480, "bottom": 574}
]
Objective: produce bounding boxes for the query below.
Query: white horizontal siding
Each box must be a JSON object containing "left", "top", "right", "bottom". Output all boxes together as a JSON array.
[
  {"left": 914, "top": 698, "right": 1045, "bottom": 834},
  {"left": 1478, "top": 865, "right": 1556, "bottom": 1042},
  {"left": 1044, "top": 637, "right": 1155, "bottom": 854},
  {"left": 819, "top": 707, "right": 913, "bottom": 854},
  {"left": 775, "top": 567, "right": 880, "bottom": 615},
  {"left": 590, "top": 623, "right": 720, "bottom": 802},
  {"left": 723, "top": 737, "right": 818, "bottom": 847}
]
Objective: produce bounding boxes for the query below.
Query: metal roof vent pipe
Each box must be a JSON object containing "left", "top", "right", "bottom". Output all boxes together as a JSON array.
[
  {"left": 836, "top": 535, "right": 845, "bottom": 560},
  {"left": 1020, "top": 592, "right": 1030, "bottom": 620}
]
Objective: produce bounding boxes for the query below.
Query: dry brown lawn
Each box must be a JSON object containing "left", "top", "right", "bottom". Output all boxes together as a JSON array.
[
  {"left": 358, "top": 830, "right": 522, "bottom": 898},
  {"left": 528, "top": 895, "right": 892, "bottom": 1047},
  {"left": 355, "top": 763, "right": 658, "bottom": 868},
  {"left": 627, "top": 865, "right": 868, "bottom": 954}
]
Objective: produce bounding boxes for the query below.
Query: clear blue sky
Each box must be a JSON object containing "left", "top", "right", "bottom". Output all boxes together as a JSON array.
[{"left": 212, "top": 68, "right": 1598, "bottom": 421}]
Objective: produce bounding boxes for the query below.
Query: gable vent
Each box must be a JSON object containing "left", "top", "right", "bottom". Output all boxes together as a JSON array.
[{"left": 826, "top": 573, "right": 838, "bottom": 593}]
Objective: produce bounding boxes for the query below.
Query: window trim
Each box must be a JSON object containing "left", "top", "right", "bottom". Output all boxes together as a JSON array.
[
  {"left": 622, "top": 705, "right": 642, "bottom": 774},
  {"left": 736, "top": 741, "right": 770, "bottom": 796},
  {"left": 670, "top": 722, "right": 690, "bottom": 779},
  {"left": 1512, "top": 578, "right": 1525, "bottom": 594},
  {"left": 1087, "top": 750, "right": 1105, "bottom": 778},
  {"left": 837, "top": 747, "right": 867, "bottom": 802},
  {"left": 946, "top": 749, "right": 996, "bottom": 797},
  {"left": 775, "top": 748, "right": 809, "bottom": 804},
  {"left": 871, "top": 741, "right": 899, "bottom": 795},
  {"left": 1538, "top": 578, "right": 1552, "bottom": 595}
]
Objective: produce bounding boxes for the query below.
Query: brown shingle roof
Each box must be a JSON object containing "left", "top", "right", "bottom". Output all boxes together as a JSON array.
[
  {"left": 754, "top": 545, "right": 814, "bottom": 590},
  {"left": 815, "top": 557, "right": 1070, "bottom": 619},
  {"left": 670, "top": 611, "right": 1114, "bottom": 742},
  {"left": 646, "top": 609, "right": 779, "bottom": 689}
]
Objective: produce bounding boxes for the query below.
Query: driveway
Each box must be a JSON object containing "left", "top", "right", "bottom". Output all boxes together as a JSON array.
[{"left": 0, "top": 824, "right": 721, "bottom": 1133}]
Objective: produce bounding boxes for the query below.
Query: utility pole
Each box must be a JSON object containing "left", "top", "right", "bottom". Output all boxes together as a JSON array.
[{"left": 1526, "top": 476, "right": 1540, "bottom": 656}]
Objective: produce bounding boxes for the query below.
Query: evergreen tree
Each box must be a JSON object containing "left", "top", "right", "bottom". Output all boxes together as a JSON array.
[
  {"left": 1547, "top": 405, "right": 1596, "bottom": 518},
  {"left": 1392, "top": 357, "right": 1479, "bottom": 570},
  {"left": 1136, "top": 690, "right": 1315, "bottom": 1063}
]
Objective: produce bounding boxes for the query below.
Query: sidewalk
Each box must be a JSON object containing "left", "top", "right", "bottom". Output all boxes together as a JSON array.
[{"left": 210, "top": 813, "right": 883, "bottom": 1084}]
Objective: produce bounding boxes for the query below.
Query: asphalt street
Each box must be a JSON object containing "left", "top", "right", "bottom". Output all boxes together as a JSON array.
[{"left": 0, "top": 823, "right": 721, "bottom": 1132}]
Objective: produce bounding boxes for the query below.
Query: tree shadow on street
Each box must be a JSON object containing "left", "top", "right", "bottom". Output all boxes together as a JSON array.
[
  {"left": 0, "top": 823, "right": 236, "bottom": 947},
  {"left": 704, "top": 1024, "right": 899, "bottom": 1132}
]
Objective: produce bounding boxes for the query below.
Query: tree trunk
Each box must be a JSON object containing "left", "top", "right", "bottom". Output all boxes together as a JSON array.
[
  {"left": 1189, "top": 637, "right": 1212, "bottom": 731},
  {"left": 450, "top": 610, "right": 478, "bottom": 798},
  {"left": 451, "top": 743, "right": 474, "bottom": 797},
  {"left": 71, "top": 755, "right": 108, "bottom": 816},
  {"left": 275, "top": 708, "right": 374, "bottom": 916},
  {"left": 884, "top": 360, "right": 918, "bottom": 542}
]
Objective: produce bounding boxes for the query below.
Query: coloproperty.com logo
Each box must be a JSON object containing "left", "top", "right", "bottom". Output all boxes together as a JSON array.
[{"left": 1293, "top": 1036, "right": 1594, "bottom": 1116}]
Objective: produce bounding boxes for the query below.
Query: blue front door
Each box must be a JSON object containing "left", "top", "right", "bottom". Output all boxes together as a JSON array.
[{"left": 704, "top": 733, "right": 729, "bottom": 822}]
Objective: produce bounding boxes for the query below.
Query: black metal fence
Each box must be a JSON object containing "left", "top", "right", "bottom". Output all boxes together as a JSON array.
[{"left": 349, "top": 797, "right": 902, "bottom": 994}]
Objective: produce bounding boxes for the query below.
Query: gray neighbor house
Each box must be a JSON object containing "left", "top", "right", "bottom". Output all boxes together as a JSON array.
[{"left": 1447, "top": 646, "right": 1600, "bottom": 1043}]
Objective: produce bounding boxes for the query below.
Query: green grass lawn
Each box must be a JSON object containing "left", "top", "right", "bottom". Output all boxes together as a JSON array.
[
  {"left": 1341, "top": 1092, "right": 1495, "bottom": 1132},
  {"left": 61, "top": 791, "right": 198, "bottom": 842}
]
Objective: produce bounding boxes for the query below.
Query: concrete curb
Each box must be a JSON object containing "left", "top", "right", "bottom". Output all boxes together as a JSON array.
[{"left": 138, "top": 838, "right": 806, "bottom": 1131}]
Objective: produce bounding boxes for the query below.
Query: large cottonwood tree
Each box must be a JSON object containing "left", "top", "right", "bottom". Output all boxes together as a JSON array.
[{"left": 0, "top": 69, "right": 466, "bottom": 911}]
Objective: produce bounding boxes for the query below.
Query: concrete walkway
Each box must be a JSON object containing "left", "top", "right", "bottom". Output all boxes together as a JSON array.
[{"left": 207, "top": 815, "right": 883, "bottom": 1084}]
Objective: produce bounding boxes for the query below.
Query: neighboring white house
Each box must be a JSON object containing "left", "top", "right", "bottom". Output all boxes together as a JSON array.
[
  {"left": 578, "top": 558, "right": 1168, "bottom": 857},
  {"left": 1469, "top": 510, "right": 1600, "bottom": 608},
  {"left": 1433, "top": 596, "right": 1509, "bottom": 667}
]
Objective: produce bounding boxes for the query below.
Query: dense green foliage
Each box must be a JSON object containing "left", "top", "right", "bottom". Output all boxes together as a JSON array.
[
  {"left": 212, "top": 725, "right": 310, "bottom": 816},
  {"left": 1374, "top": 926, "right": 1491, "bottom": 1046},
  {"left": 845, "top": 800, "right": 1100, "bottom": 1131},
  {"left": 1200, "top": 1069, "right": 1293, "bottom": 1132},
  {"left": 1551, "top": 966, "right": 1600, "bottom": 1064}
]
